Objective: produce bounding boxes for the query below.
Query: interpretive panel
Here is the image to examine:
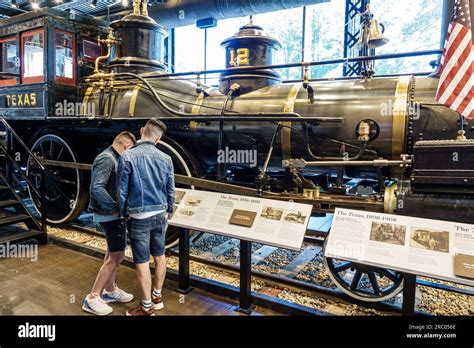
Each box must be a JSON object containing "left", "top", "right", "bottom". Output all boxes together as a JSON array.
[
  {"left": 169, "top": 189, "right": 312, "bottom": 250},
  {"left": 324, "top": 208, "right": 474, "bottom": 286}
]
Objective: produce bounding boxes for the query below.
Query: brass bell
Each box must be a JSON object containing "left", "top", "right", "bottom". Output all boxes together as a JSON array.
[{"left": 367, "top": 19, "right": 389, "bottom": 48}]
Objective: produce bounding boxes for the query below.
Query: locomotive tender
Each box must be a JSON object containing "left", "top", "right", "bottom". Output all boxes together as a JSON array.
[{"left": 0, "top": 0, "right": 472, "bottom": 301}]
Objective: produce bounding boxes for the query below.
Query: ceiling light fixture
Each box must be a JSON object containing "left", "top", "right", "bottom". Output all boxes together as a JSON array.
[
  {"left": 121, "top": 0, "right": 128, "bottom": 7},
  {"left": 31, "top": 1, "right": 39, "bottom": 9},
  {"left": 11, "top": 0, "right": 17, "bottom": 8}
]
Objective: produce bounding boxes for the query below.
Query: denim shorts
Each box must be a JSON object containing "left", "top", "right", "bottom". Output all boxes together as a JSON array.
[
  {"left": 99, "top": 219, "right": 127, "bottom": 252},
  {"left": 128, "top": 212, "right": 168, "bottom": 264}
]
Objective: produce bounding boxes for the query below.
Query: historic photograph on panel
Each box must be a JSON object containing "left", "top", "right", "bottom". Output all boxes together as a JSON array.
[
  {"left": 369, "top": 222, "right": 406, "bottom": 246},
  {"left": 184, "top": 196, "right": 203, "bottom": 207},
  {"left": 177, "top": 209, "right": 195, "bottom": 217},
  {"left": 260, "top": 206, "right": 283, "bottom": 221},
  {"left": 175, "top": 190, "right": 186, "bottom": 205},
  {"left": 410, "top": 227, "right": 450, "bottom": 253},
  {"left": 283, "top": 210, "right": 307, "bottom": 224}
]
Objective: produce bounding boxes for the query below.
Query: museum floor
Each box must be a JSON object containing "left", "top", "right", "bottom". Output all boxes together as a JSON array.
[{"left": 0, "top": 244, "right": 278, "bottom": 316}]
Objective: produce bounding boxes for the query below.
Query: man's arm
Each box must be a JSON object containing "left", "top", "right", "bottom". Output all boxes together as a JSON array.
[
  {"left": 90, "top": 155, "right": 117, "bottom": 213},
  {"left": 166, "top": 158, "right": 175, "bottom": 214},
  {"left": 117, "top": 156, "right": 132, "bottom": 216}
]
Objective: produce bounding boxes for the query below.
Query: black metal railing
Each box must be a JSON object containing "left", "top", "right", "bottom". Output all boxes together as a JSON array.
[{"left": 0, "top": 117, "right": 48, "bottom": 234}]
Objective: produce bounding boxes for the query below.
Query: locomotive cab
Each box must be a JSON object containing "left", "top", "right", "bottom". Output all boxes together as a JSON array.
[{"left": 0, "top": 8, "right": 108, "bottom": 119}]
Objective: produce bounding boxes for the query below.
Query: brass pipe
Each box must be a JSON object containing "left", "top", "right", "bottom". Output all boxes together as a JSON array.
[
  {"left": 94, "top": 30, "right": 121, "bottom": 74},
  {"left": 94, "top": 44, "right": 111, "bottom": 74},
  {"left": 142, "top": 0, "right": 148, "bottom": 16},
  {"left": 133, "top": 0, "right": 141, "bottom": 15}
]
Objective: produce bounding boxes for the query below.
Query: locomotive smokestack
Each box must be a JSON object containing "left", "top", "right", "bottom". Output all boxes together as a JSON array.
[
  {"left": 109, "top": 0, "right": 168, "bottom": 73},
  {"left": 219, "top": 21, "right": 282, "bottom": 95}
]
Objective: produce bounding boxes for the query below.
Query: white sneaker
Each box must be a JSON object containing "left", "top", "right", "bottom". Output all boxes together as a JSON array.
[
  {"left": 102, "top": 284, "right": 134, "bottom": 303},
  {"left": 82, "top": 294, "right": 113, "bottom": 316}
]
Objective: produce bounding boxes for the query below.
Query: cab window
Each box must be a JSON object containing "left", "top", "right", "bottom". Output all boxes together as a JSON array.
[
  {"left": 0, "top": 36, "right": 17, "bottom": 86},
  {"left": 55, "top": 30, "right": 75, "bottom": 85},
  {"left": 21, "top": 29, "right": 44, "bottom": 84},
  {"left": 82, "top": 39, "right": 101, "bottom": 62}
]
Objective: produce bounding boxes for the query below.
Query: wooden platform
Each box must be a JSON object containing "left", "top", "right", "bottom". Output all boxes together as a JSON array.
[{"left": 0, "top": 244, "right": 279, "bottom": 316}]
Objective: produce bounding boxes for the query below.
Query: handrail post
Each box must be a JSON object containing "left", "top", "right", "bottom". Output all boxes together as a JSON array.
[
  {"left": 40, "top": 170, "right": 48, "bottom": 236},
  {"left": 5, "top": 127, "right": 13, "bottom": 186}
]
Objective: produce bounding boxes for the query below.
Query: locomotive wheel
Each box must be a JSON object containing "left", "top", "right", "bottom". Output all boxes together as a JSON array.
[
  {"left": 324, "top": 256, "right": 404, "bottom": 302},
  {"left": 26, "top": 133, "right": 88, "bottom": 224},
  {"left": 157, "top": 137, "right": 201, "bottom": 249}
]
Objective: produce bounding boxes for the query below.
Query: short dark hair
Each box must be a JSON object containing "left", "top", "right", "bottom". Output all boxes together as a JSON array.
[
  {"left": 115, "top": 131, "right": 137, "bottom": 145},
  {"left": 144, "top": 118, "right": 167, "bottom": 138}
]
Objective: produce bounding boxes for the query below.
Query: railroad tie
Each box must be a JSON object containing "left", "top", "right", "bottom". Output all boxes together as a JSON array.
[
  {"left": 200, "top": 238, "right": 240, "bottom": 259},
  {"left": 251, "top": 245, "right": 278, "bottom": 265},
  {"left": 279, "top": 245, "right": 322, "bottom": 279}
]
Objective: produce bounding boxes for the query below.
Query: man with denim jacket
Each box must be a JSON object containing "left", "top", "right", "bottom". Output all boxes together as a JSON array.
[
  {"left": 83, "top": 131, "right": 137, "bottom": 316},
  {"left": 117, "top": 118, "right": 175, "bottom": 316}
]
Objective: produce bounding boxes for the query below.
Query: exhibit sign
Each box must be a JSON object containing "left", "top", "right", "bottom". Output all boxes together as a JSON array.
[
  {"left": 169, "top": 189, "right": 312, "bottom": 250},
  {"left": 324, "top": 208, "right": 474, "bottom": 286}
]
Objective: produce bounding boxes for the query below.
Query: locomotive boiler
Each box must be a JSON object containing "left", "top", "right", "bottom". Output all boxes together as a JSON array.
[{"left": 0, "top": 0, "right": 472, "bottom": 302}]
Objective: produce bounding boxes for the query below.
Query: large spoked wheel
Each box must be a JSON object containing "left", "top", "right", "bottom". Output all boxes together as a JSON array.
[
  {"left": 26, "top": 133, "right": 88, "bottom": 224},
  {"left": 157, "top": 137, "right": 200, "bottom": 249},
  {"left": 324, "top": 256, "right": 404, "bottom": 302}
]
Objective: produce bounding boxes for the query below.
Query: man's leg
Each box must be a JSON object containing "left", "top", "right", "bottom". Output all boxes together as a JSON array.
[
  {"left": 153, "top": 254, "right": 166, "bottom": 293},
  {"left": 91, "top": 250, "right": 125, "bottom": 295},
  {"left": 135, "top": 261, "right": 152, "bottom": 301},
  {"left": 83, "top": 219, "right": 132, "bottom": 316},
  {"left": 104, "top": 251, "right": 124, "bottom": 292},
  {"left": 151, "top": 213, "right": 168, "bottom": 310},
  {"left": 126, "top": 217, "right": 155, "bottom": 316}
]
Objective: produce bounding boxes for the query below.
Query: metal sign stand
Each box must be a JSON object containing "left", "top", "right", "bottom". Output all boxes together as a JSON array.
[
  {"left": 177, "top": 228, "right": 193, "bottom": 294},
  {"left": 176, "top": 227, "right": 256, "bottom": 314},
  {"left": 234, "top": 240, "right": 256, "bottom": 314},
  {"left": 401, "top": 273, "right": 417, "bottom": 315}
]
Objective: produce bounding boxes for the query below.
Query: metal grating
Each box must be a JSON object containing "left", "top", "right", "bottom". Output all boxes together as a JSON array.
[{"left": 0, "top": 0, "right": 134, "bottom": 18}]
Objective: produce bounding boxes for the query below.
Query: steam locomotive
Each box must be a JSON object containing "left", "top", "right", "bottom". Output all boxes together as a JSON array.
[{"left": 0, "top": 2, "right": 472, "bottom": 302}]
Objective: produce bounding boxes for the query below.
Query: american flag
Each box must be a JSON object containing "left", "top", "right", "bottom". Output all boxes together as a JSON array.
[{"left": 435, "top": 0, "right": 473, "bottom": 119}]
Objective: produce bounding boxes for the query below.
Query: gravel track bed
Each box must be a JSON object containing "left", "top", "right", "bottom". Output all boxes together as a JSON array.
[{"left": 48, "top": 226, "right": 473, "bottom": 316}]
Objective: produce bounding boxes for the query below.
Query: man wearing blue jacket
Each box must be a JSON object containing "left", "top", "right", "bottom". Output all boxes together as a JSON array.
[
  {"left": 83, "top": 131, "right": 137, "bottom": 316},
  {"left": 117, "top": 118, "right": 175, "bottom": 316}
]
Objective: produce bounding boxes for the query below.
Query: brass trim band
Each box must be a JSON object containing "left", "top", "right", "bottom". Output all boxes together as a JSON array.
[
  {"left": 128, "top": 82, "right": 143, "bottom": 117},
  {"left": 392, "top": 76, "right": 410, "bottom": 158},
  {"left": 281, "top": 83, "right": 302, "bottom": 160},
  {"left": 190, "top": 92, "right": 205, "bottom": 132},
  {"left": 82, "top": 86, "right": 94, "bottom": 115}
]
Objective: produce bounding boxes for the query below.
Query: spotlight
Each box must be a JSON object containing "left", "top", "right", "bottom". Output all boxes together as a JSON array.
[
  {"left": 11, "top": 0, "right": 17, "bottom": 8},
  {"left": 90, "top": 0, "right": 97, "bottom": 8},
  {"left": 31, "top": 1, "right": 39, "bottom": 9},
  {"left": 121, "top": 0, "right": 128, "bottom": 7}
]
